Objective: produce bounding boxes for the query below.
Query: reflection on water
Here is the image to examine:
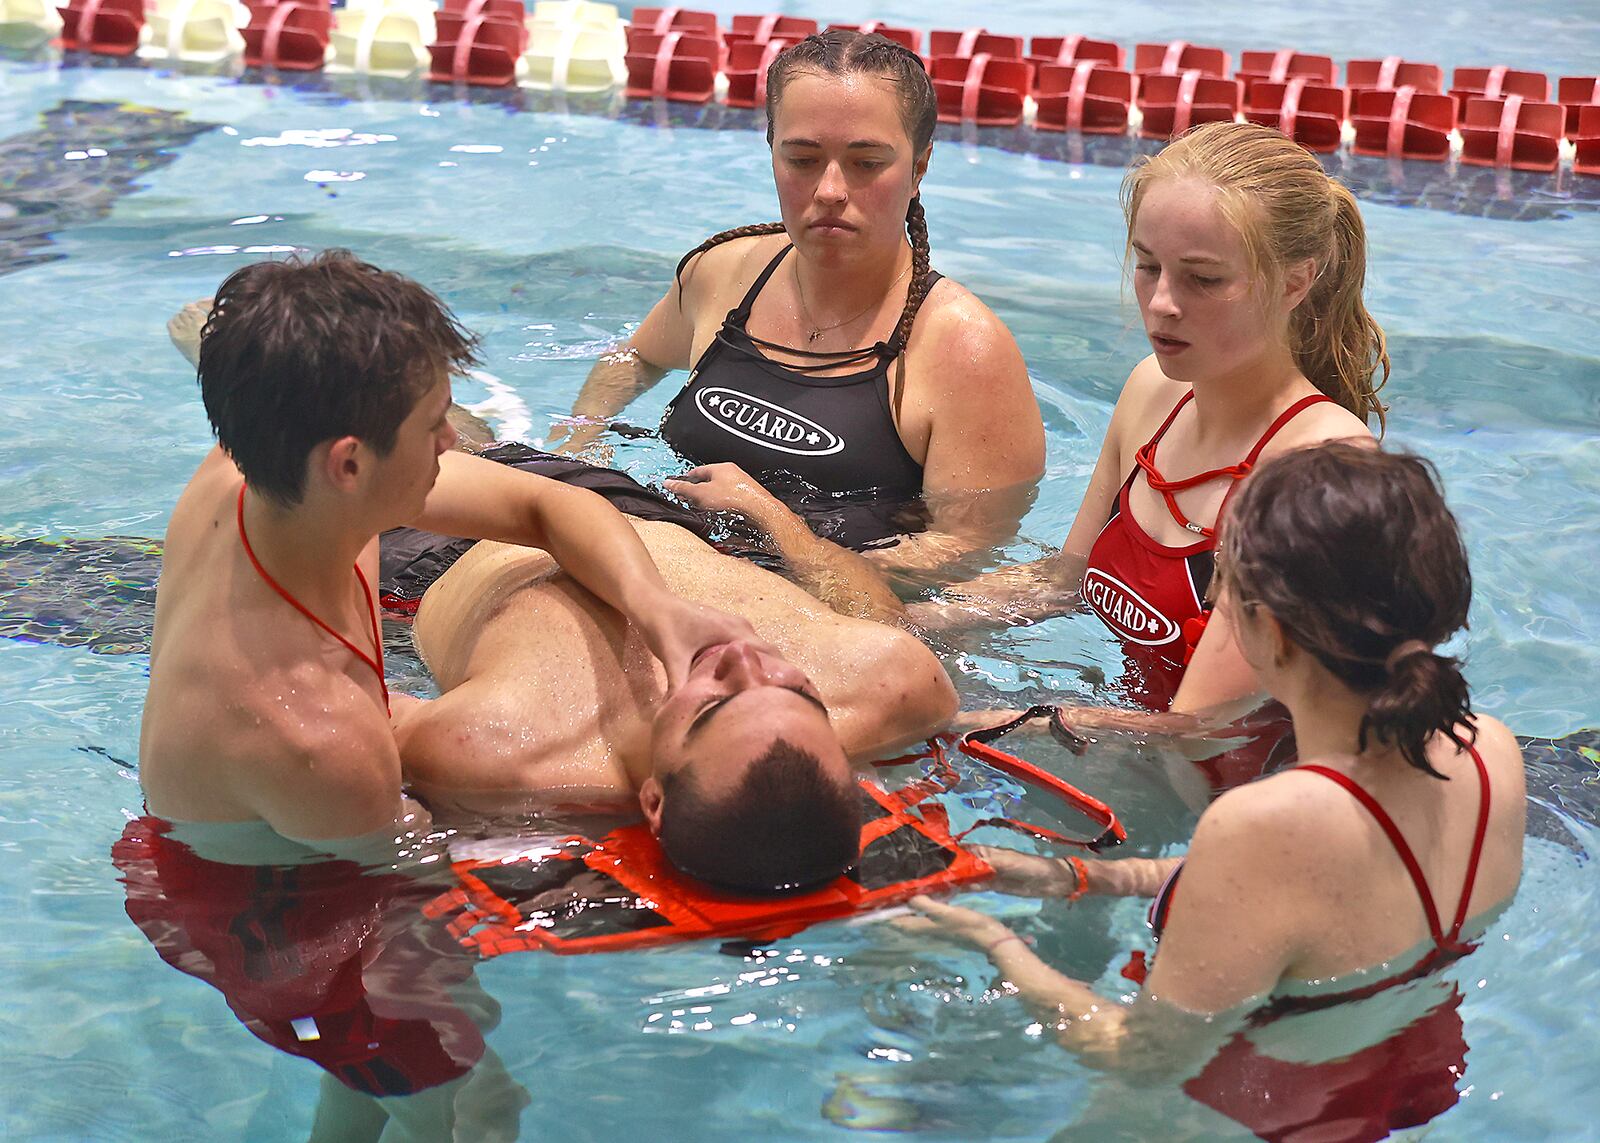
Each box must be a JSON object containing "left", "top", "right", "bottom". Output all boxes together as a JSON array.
[{"left": 0, "top": 101, "right": 215, "bottom": 276}]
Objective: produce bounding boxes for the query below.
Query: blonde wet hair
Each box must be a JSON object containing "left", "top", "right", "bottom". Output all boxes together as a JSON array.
[{"left": 1122, "top": 121, "right": 1390, "bottom": 431}]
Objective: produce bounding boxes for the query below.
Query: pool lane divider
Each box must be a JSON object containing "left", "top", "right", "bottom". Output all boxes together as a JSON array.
[{"left": 6, "top": 2, "right": 1597, "bottom": 175}]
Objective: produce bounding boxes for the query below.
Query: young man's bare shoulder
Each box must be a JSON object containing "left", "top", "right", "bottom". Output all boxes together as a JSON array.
[{"left": 231, "top": 665, "right": 400, "bottom": 823}]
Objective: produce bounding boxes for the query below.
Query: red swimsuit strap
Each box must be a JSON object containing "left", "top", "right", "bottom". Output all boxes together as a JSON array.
[
  {"left": 236, "top": 484, "right": 390, "bottom": 717},
  {"left": 1299, "top": 745, "right": 1492, "bottom": 950},
  {"left": 1133, "top": 391, "right": 1336, "bottom": 540}
]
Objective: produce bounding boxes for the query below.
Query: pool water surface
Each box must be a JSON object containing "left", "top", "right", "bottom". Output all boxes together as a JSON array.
[{"left": 1, "top": 3, "right": 1599, "bottom": 1139}]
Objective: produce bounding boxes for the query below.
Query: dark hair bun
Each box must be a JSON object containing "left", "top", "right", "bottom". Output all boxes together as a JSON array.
[{"left": 1220, "top": 444, "right": 1475, "bottom": 777}]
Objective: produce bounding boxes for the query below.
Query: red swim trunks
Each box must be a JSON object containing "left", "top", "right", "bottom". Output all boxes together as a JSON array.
[{"left": 113, "top": 817, "right": 484, "bottom": 1096}]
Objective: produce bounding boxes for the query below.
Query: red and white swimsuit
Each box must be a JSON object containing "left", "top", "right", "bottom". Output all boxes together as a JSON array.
[{"left": 1083, "top": 389, "right": 1334, "bottom": 711}]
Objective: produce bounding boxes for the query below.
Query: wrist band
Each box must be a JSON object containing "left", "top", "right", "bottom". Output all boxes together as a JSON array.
[
  {"left": 1063, "top": 855, "right": 1090, "bottom": 903},
  {"left": 984, "top": 934, "right": 1026, "bottom": 955}
]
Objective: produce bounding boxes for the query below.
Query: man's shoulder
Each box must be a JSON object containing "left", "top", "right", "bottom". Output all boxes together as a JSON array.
[
  {"left": 144, "top": 648, "right": 397, "bottom": 822},
  {"left": 836, "top": 620, "right": 958, "bottom": 742}
]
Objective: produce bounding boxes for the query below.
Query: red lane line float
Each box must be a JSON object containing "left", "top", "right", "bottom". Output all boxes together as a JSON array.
[
  {"left": 826, "top": 20, "right": 920, "bottom": 53},
  {"left": 1133, "top": 40, "right": 1229, "bottom": 78},
  {"left": 1026, "top": 34, "right": 1122, "bottom": 93},
  {"left": 442, "top": 0, "right": 527, "bottom": 51},
  {"left": 1237, "top": 48, "right": 1336, "bottom": 86},
  {"left": 1449, "top": 66, "right": 1550, "bottom": 118},
  {"left": 624, "top": 27, "right": 719, "bottom": 101},
  {"left": 1574, "top": 105, "right": 1600, "bottom": 176},
  {"left": 1347, "top": 55, "right": 1444, "bottom": 94},
  {"left": 632, "top": 5, "right": 718, "bottom": 37},
  {"left": 58, "top": 0, "right": 144, "bottom": 56},
  {"left": 724, "top": 35, "right": 794, "bottom": 108},
  {"left": 1034, "top": 60, "right": 1136, "bottom": 134},
  {"left": 724, "top": 13, "right": 813, "bottom": 47},
  {"left": 1556, "top": 76, "right": 1600, "bottom": 138},
  {"left": 1236, "top": 48, "right": 1335, "bottom": 103},
  {"left": 428, "top": 13, "right": 523, "bottom": 85},
  {"left": 628, "top": 6, "right": 722, "bottom": 77},
  {"left": 1350, "top": 85, "right": 1456, "bottom": 161},
  {"left": 931, "top": 52, "right": 1031, "bottom": 126},
  {"left": 243, "top": 0, "right": 332, "bottom": 71},
  {"left": 1137, "top": 71, "right": 1241, "bottom": 138},
  {"left": 1459, "top": 95, "right": 1563, "bottom": 171},
  {"left": 929, "top": 27, "right": 1024, "bottom": 60},
  {"left": 1244, "top": 78, "right": 1349, "bottom": 153}
]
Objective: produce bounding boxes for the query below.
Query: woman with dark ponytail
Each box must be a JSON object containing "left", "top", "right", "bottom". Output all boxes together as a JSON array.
[
  {"left": 555, "top": 30, "right": 1044, "bottom": 565},
  {"left": 901, "top": 444, "right": 1526, "bottom": 1141}
]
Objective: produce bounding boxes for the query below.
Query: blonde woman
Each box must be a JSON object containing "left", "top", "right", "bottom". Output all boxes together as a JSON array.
[{"left": 927, "top": 122, "right": 1390, "bottom": 788}]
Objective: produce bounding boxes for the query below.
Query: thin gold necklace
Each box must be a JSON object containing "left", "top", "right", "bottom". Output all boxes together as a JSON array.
[{"left": 794, "top": 258, "right": 911, "bottom": 344}]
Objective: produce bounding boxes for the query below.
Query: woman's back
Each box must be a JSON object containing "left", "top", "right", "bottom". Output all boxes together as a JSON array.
[{"left": 1189, "top": 716, "right": 1526, "bottom": 990}]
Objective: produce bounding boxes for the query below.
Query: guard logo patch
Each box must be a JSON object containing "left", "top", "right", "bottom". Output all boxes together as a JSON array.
[
  {"left": 694, "top": 387, "right": 844, "bottom": 457},
  {"left": 1083, "top": 569, "right": 1180, "bottom": 647}
]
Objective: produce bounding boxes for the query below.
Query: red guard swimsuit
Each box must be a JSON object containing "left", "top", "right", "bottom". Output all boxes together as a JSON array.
[
  {"left": 1136, "top": 746, "right": 1493, "bottom": 1143},
  {"left": 1082, "top": 389, "right": 1333, "bottom": 787}
]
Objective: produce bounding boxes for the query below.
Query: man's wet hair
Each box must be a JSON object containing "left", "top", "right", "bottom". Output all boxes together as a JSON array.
[
  {"left": 657, "top": 738, "right": 862, "bottom": 895},
  {"left": 197, "top": 249, "right": 480, "bottom": 505}
]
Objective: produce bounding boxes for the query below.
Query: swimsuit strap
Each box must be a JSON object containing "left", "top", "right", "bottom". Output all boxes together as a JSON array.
[
  {"left": 730, "top": 243, "right": 795, "bottom": 322},
  {"left": 1448, "top": 743, "right": 1493, "bottom": 942},
  {"left": 236, "top": 484, "right": 390, "bottom": 717},
  {"left": 725, "top": 243, "right": 897, "bottom": 368},
  {"left": 730, "top": 328, "right": 889, "bottom": 370},
  {"left": 1134, "top": 392, "right": 1336, "bottom": 540},
  {"left": 1298, "top": 751, "right": 1491, "bottom": 951}
]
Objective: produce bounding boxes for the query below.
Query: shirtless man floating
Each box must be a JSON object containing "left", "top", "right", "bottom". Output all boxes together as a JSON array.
[
  {"left": 140, "top": 251, "right": 758, "bottom": 846},
  {"left": 395, "top": 486, "right": 958, "bottom": 894}
]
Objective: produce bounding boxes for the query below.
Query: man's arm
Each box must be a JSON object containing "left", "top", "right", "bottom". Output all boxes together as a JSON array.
[
  {"left": 663, "top": 463, "right": 908, "bottom": 625},
  {"left": 415, "top": 451, "right": 759, "bottom": 687}
]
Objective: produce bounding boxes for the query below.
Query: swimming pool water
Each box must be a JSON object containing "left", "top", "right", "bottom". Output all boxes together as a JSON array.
[{"left": 2, "top": 3, "right": 1599, "bottom": 1139}]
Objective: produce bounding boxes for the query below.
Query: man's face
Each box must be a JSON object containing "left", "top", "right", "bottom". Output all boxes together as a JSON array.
[
  {"left": 368, "top": 372, "right": 456, "bottom": 526},
  {"left": 640, "top": 641, "right": 851, "bottom": 827}
]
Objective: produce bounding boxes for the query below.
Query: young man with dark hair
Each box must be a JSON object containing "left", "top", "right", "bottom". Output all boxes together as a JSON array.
[
  {"left": 655, "top": 738, "right": 863, "bottom": 894},
  {"left": 141, "top": 252, "right": 758, "bottom": 846}
]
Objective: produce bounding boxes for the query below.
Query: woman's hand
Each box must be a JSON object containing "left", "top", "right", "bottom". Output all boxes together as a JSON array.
[
  {"left": 895, "top": 894, "right": 1017, "bottom": 952},
  {"left": 969, "top": 846, "right": 1086, "bottom": 899},
  {"left": 641, "top": 597, "right": 774, "bottom": 691},
  {"left": 664, "top": 463, "right": 792, "bottom": 532}
]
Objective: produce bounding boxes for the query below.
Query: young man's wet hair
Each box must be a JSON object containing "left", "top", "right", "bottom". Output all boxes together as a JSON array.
[
  {"left": 657, "top": 739, "right": 863, "bottom": 894},
  {"left": 197, "top": 249, "right": 480, "bottom": 505}
]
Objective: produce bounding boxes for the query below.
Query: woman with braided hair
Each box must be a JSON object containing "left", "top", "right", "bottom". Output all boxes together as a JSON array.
[{"left": 555, "top": 30, "right": 1044, "bottom": 569}]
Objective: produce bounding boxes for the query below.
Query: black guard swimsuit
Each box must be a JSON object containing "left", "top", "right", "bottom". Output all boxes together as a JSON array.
[{"left": 659, "top": 243, "right": 941, "bottom": 549}]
